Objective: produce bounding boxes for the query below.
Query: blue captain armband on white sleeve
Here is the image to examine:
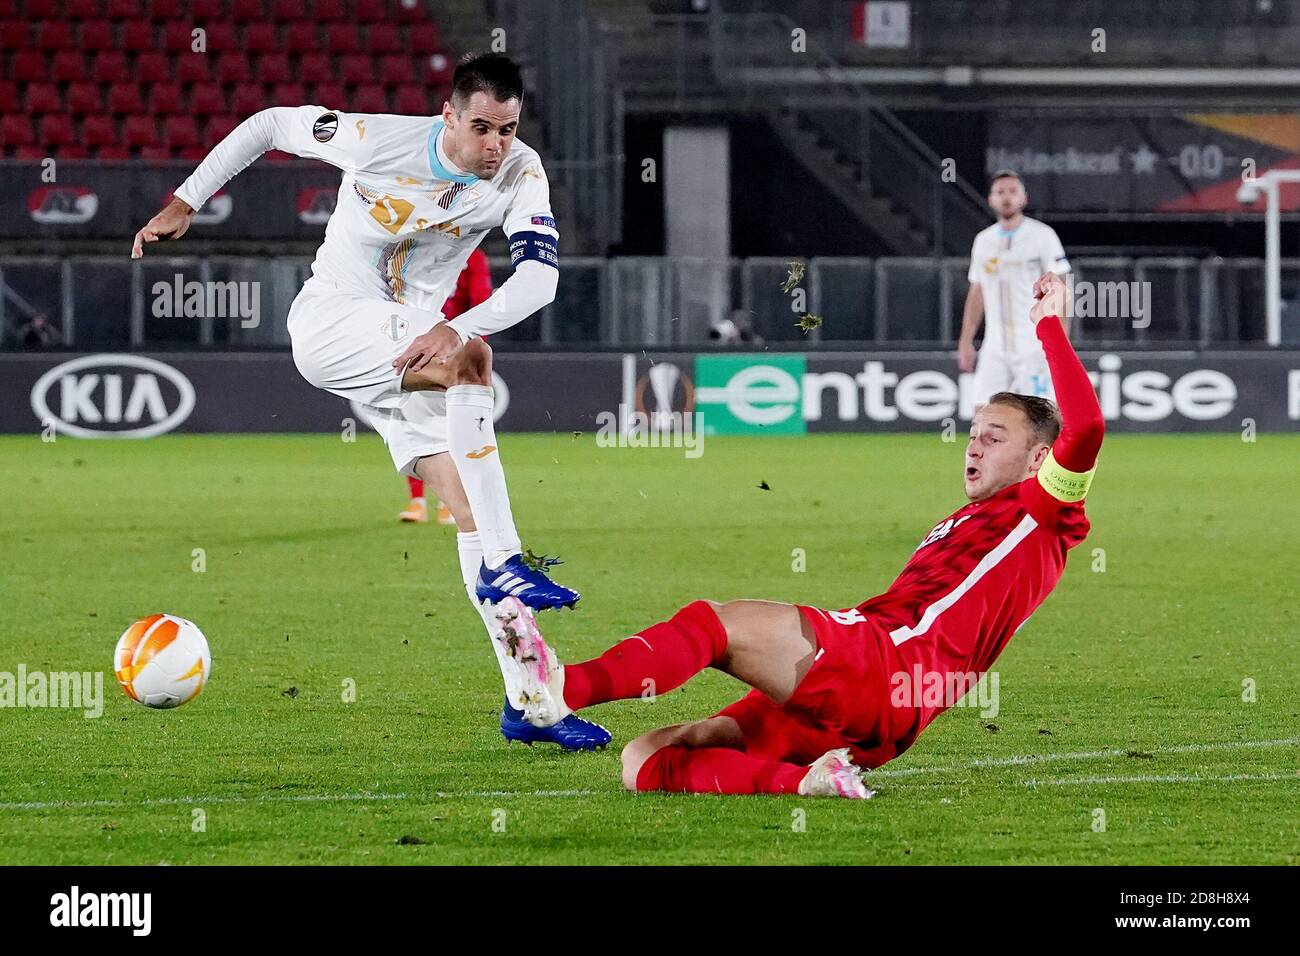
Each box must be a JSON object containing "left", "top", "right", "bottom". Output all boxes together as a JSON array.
[{"left": 508, "top": 231, "right": 559, "bottom": 270}]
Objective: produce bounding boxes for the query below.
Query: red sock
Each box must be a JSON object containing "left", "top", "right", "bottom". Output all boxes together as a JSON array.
[
  {"left": 562, "top": 600, "right": 727, "bottom": 711},
  {"left": 407, "top": 476, "right": 424, "bottom": 498},
  {"left": 635, "top": 744, "right": 806, "bottom": 795}
]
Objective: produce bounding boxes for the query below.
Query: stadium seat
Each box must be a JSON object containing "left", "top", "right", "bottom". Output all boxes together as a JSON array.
[
  {"left": 106, "top": 81, "right": 144, "bottom": 113},
  {"left": 189, "top": 82, "right": 225, "bottom": 115},
  {"left": 314, "top": 0, "right": 345, "bottom": 20},
  {"left": 257, "top": 52, "right": 292, "bottom": 84},
  {"left": 367, "top": 23, "right": 401, "bottom": 53},
  {"left": 245, "top": 21, "right": 278, "bottom": 54},
  {"left": 325, "top": 23, "right": 361, "bottom": 53},
  {"left": 179, "top": 143, "right": 207, "bottom": 160},
  {"left": 66, "top": 0, "right": 105, "bottom": 16},
  {"left": 0, "top": 80, "right": 18, "bottom": 112},
  {"left": 231, "top": 0, "right": 265, "bottom": 18},
  {"left": 136, "top": 51, "right": 171, "bottom": 82},
  {"left": 58, "top": 144, "right": 91, "bottom": 158},
  {"left": 206, "top": 114, "right": 241, "bottom": 142},
  {"left": 110, "top": 0, "right": 147, "bottom": 18},
  {"left": 124, "top": 115, "right": 158, "bottom": 147},
  {"left": 271, "top": 0, "right": 311, "bottom": 17},
  {"left": 92, "top": 50, "right": 129, "bottom": 82},
  {"left": 139, "top": 144, "right": 173, "bottom": 160},
  {"left": 409, "top": 23, "right": 440, "bottom": 54},
  {"left": 163, "top": 21, "right": 194, "bottom": 52},
  {"left": 165, "top": 115, "right": 199, "bottom": 149},
  {"left": 231, "top": 84, "right": 266, "bottom": 116},
  {"left": 216, "top": 52, "right": 253, "bottom": 84},
  {"left": 82, "top": 114, "right": 117, "bottom": 146},
  {"left": 189, "top": 0, "right": 224, "bottom": 19},
  {"left": 285, "top": 21, "right": 317, "bottom": 52},
  {"left": 176, "top": 52, "right": 212, "bottom": 82},
  {"left": 24, "top": 0, "right": 58, "bottom": 18},
  {"left": 269, "top": 81, "right": 305, "bottom": 105},
  {"left": 392, "top": 86, "right": 429, "bottom": 115},
  {"left": 379, "top": 54, "right": 413, "bottom": 85},
  {"left": 206, "top": 22, "right": 239, "bottom": 52},
  {"left": 25, "top": 82, "right": 61, "bottom": 113},
  {"left": 423, "top": 53, "right": 452, "bottom": 84},
  {"left": 148, "top": 81, "right": 184, "bottom": 114},
  {"left": 121, "top": 18, "right": 155, "bottom": 51},
  {"left": 52, "top": 50, "right": 87, "bottom": 82},
  {"left": 11, "top": 50, "right": 47, "bottom": 82},
  {"left": 355, "top": 0, "right": 387, "bottom": 23},
  {"left": 67, "top": 81, "right": 103, "bottom": 113},
  {"left": 80, "top": 20, "right": 116, "bottom": 51},
  {"left": 0, "top": 114, "right": 36, "bottom": 148},
  {"left": 297, "top": 52, "right": 332, "bottom": 83},
  {"left": 352, "top": 84, "right": 388, "bottom": 113},
  {"left": 340, "top": 54, "right": 372, "bottom": 84},
  {"left": 25, "top": 82, "right": 62, "bottom": 114},
  {"left": 0, "top": 20, "right": 27, "bottom": 49},
  {"left": 309, "top": 82, "right": 346, "bottom": 108},
  {"left": 96, "top": 144, "right": 131, "bottom": 158},
  {"left": 40, "top": 114, "right": 76, "bottom": 148},
  {"left": 37, "top": 21, "right": 73, "bottom": 51}
]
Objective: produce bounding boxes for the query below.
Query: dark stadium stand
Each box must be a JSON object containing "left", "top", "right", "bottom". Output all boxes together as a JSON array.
[{"left": 0, "top": 0, "right": 453, "bottom": 159}]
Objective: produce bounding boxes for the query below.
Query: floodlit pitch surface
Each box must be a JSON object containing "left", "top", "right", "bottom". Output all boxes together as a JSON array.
[{"left": 1, "top": 432, "right": 1296, "bottom": 865}]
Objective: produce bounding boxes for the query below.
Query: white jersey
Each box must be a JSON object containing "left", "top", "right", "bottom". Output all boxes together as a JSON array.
[
  {"left": 174, "top": 106, "right": 559, "bottom": 342},
  {"left": 967, "top": 217, "right": 1069, "bottom": 353}
]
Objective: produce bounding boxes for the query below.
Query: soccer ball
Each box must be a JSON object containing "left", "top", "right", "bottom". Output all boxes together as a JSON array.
[{"left": 113, "top": 614, "right": 211, "bottom": 708}]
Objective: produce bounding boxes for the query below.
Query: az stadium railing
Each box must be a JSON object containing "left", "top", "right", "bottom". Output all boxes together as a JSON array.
[{"left": 1, "top": 254, "right": 1294, "bottom": 350}]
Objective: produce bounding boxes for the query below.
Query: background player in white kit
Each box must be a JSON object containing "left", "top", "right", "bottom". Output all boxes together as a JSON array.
[
  {"left": 958, "top": 170, "right": 1072, "bottom": 406},
  {"left": 129, "top": 53, "right": 610, "bottom": 751}
]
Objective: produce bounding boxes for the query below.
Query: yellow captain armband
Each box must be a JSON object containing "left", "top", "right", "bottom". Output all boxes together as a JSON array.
[{"left": 1037, "top": 448, "right": 1097, "bottom": 502}]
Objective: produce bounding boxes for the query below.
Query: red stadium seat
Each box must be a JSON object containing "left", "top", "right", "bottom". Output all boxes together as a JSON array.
[
  {"left": 188, "top": 82, "right": 224, "bottom": 115},
  {"left": 92, "top": 50, "right": 129, "bottom": 82},
  {"left": 205, "top": 22, "right": 238, "bottom": 52},
  {"left": 285, "top": 21, "right": 316, "bottom": 52},
  {"left": 309, "top": 82, "right": 345, "bottom": 108},
  {"left": 106, "top": 81, "right": 144, "bottom": 113},
  {"left": 314, "top": 0, "right": 344, "bottom": 21},
  {"left": 52, "top": 50, "right": 87, "bottom": 82},
  {"left": 83, "top": 116, "right": 117, "bottom": 149},
  {"left": 179, "top": 143, "right": 207, "bottom": 160},
  {"left": 352, "top": 84, "right": 388, "bottom": 113},
  {"left": 139, "top": 145, "right": 173, "bottom": 160},
  {"left": 110, "top": 0, "right": 147, "bottom": 18},
  {"left": 37, "top": 21, "right": 73, "bottom": 50},
  {"left": 66, "top": 0, "right": 104, "bottom": 17},
  {"left": 124, "top": 115, "right": 158, "bottom": 146},
  {"left": 67, "top": 81, "right": 103, "bottom": 112},
  {"left": 367, "top": 22, "right": 401, "bottom": 53},
  {"left": 354, "top": 0, "right": 386, "bottom": 24},
  {"left": 96, "top": 144, "right": 132, "bottom": 158},
  {"left": 395, "top": 0, "right": 426, "bottom": 21},
  {"left": 136, "top": 51, "right": 170, "bottom": 82},
  {"left": 339, "top": 54, "right": 372, "bottom": 84},
  {"left": 189, "top": 0, "right": 224, "bottom": 19},
  {"left": 0, "top": 114, "right": 36, "bottom": 147},
  {"left": 25, "top": 0, "right": 58, "bottom": 18},
  {"left": 40, "top": 114, "right": 76, "bottom": 147},
  {"left": 423, "top": 52, "right": 452, "bottom": 84},
  {"left": 324, "top": 23, "right": 360, "bottom": 54},
  {"left": 0, "top": 80, "right": 17, "bottom": 111},
  {"left": 392, "top": 86, "right": 429, "bottom": 116},
  {"left": 25, "top": 82, "right": 62, "bottom": 114},
  {"left": 206, "top": 114, "right": 240, "bottom": 142},
  {"left": 231, "top": 84, "right": 266, "bottom": 115},
  {"left": 121, "top": 18, "right": 155, "bottom": 51},
  {"left": 408, "top": 23, "right": 439, "bottom": 54},
  {"left": 164, "top": 114, "right": 199, "bottom": 148},
  {"left": 80, "top": 19, "right": 116, "bottom": 51},
  {"left": 176, "top": 52, "right": 211, "bottom": 82},
  {"left": 0, "top": 20, "right": 27, "bottom": 49},
  {"left": 244, "top": 21, "right": 277, "bottom": 54},
  {"left": 13, "top": 144, "right": 49, "bottom": 158},
  {"left": 231, "top": 0, "right": 265, "bottom": 18},
  {"left": 216, "top": 52, "right": 253, "bottom": 83},
  {"left": 148, "top": 81, "right": 184, "bottom": 114},
  {"left": 11, "top": 50, "right": 47, "bottom": 81},
  {"left": 257, "top": 52, "right": 292, "bottom": 84},
  {"left": 297, "top": 52, "right": 331, "bottom": 84},
  {"left": 58, "top": 144, "right": 91, "bottom": 158},
  {"left": 269, "top": 0, "right": 303, "bottom": 18},
  {"left": 378, "top": 53, "right": 413, "bottom": 85},
  {"left": 269, "top": 81, "right": 305, "bottom": 105},
  {"left": 163, "top": 21, "right": 193, "bottom": 52}
]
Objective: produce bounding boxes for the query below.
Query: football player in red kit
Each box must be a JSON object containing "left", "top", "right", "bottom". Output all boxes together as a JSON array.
[{"left": 494, "top": 271, "right": 1102, "bottom": 798}]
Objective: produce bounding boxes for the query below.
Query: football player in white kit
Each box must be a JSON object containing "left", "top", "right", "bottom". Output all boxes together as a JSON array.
[
  {"left": 130, "top": 54, "right": 610, "bottom": 750},
  {"left": 958, "top": 170, "right": 1072, "bottom": 407}
]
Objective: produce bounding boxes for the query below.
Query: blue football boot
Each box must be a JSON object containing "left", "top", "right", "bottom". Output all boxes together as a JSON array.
[
  {"left": 499, "top": 699, "right": 612, "bottom": 751},
  {"left": 475, "top": 554, "right": 580, "bottom": 610}
]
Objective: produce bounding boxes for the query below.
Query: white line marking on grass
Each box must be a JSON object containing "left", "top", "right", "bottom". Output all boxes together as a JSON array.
[
  {"left": 0, "top": 789, "right": 597, "bottom": 811},
  {"left": 1023, "top": 771, "right": 1298, "bottom": 788},
  {"left": 871, "top": 736, "right": 1300, "bottom": 779}
]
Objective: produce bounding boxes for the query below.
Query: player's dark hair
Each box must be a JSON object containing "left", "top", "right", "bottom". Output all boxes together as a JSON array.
[
  {"left": 989, "top": 169, "right": 1023, "bottom": 190},
  {"left": 451, "top": 53, "right": 524, "bottom": 110},
  {"left": 987, "top": 392, "right": 1061, "bottom": 446}
]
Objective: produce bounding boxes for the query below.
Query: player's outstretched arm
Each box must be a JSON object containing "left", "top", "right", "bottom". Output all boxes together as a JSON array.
[{"left": 1031, "top": 273, "right": 1104, "bottom": 481}]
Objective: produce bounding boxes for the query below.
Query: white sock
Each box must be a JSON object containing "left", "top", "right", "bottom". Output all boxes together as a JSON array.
[
  {"left": 456, "top": 530, "right": 523, "bottom": 704},
  {"left": 447, "top": 384, "right": 522, "bottom": 569}
]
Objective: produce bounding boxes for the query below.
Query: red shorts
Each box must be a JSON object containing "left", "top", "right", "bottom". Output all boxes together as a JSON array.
[{"left": 713, "top": 605, "right": 909, "bottom": 769}]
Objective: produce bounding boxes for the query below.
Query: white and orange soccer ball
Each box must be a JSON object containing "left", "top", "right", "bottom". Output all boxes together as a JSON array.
[{"left": 113, "top": 614, "right": 211, "bottom": 708}]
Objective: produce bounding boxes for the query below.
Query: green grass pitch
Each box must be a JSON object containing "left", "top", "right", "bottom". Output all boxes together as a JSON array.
[{"left": 0, "top": 431, "right": 1296, "bottom": 865}]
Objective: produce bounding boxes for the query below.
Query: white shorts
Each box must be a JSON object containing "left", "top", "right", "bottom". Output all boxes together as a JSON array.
[
  {"left": 971, "top": 347, "right": 1055, "bottom": 407},
  {"left": 288, "top": 284, "right": 449, "bottom": 477}
]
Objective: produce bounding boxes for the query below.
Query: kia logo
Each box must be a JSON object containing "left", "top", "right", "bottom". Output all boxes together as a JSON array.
[{"left": 30, "top": 355, "right": 195, "bottom": 439}]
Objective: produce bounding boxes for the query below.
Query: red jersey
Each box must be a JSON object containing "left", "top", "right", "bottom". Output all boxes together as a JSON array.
[{"left": 442, "top": 249, "right": 493, "bottom": 319}]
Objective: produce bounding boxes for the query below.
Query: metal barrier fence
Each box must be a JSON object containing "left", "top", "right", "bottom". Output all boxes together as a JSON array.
[{"left": 0, "top": 254, "right": 1293, "bottom": 349}]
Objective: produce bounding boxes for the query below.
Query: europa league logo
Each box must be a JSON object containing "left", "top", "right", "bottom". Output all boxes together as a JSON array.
[{"left": 635, "top": 362, "right": 695, "bottom": 427}]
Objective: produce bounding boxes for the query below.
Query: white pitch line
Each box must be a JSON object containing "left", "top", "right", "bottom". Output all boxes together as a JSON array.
[
  {"left": 1023, "top": 771, "right": 1297, "bottom": 788},
  {"left": 870, "top": 736, "right": 1300, "bottom": 779},
  {"left": 0, "top": 789, "right": 596, "bottom": 811}
]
